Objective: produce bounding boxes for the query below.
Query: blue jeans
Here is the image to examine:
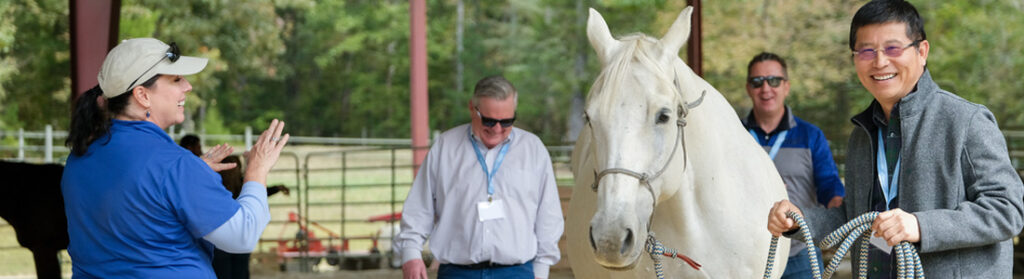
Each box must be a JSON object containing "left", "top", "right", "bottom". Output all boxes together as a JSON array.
[
  {"left": 438, "top": 260, "right": 533, "bottom": 279},
  {"left": 781, "top": 248, "right": 824, "bottom": 279}
]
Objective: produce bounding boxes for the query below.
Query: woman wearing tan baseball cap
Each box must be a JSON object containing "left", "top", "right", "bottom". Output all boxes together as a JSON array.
[{"left": 62, "top": 38, "right": 289, "bottom": 278}]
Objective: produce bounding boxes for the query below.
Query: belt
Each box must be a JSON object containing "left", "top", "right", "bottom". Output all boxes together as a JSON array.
[{"left": 446, "top": 261, "right": 522, "bottom": 270}]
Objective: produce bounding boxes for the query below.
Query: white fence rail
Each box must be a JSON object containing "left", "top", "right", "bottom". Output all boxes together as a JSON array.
[
  {"left": 0, "top": 126, "right": 418, "bottom": 163},
  {"left": 3, "top": 127, "right": 1024, "bottom": 169}
]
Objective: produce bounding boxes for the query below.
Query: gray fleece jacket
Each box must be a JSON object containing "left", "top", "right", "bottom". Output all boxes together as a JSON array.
[{"left": 803, "top": 69, "right": 1024, "bottom": 278}]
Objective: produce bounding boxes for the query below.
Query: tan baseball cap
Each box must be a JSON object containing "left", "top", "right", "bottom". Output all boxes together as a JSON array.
[{"left": 97, "top": 38, "right": 208, "bottom": 98}]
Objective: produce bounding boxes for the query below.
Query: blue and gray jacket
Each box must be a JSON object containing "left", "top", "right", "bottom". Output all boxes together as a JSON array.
[
  {"left": 744, "top": 107, "right": 846, "bottom": 256},
  {"left": 744, "top": 107, "right": 845, "bottom": 208}
]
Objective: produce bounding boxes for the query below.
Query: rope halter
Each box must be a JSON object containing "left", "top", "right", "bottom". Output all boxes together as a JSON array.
[{"left": 585, "top": 90, "right": 706, "bottom": 279}]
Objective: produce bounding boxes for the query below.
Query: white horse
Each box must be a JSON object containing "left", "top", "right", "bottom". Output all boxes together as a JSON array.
[{"left": 567, "top": 6, "right": 790, "bottom": 278}]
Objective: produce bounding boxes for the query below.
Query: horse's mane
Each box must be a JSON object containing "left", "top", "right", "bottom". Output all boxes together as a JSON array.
[{"left": 586, "top": 33, "right": 679, "bottom": 114}]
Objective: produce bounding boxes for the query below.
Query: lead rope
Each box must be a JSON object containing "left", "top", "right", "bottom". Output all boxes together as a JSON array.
[
  {"left": 762, "top": 212, "right": 924, "bottom": 279},
  {"left": 640, "top": 91, "right": 707, "bottom": 279},
  {"left": 646, "top": 234, "right": 702, "bottom": 278}
]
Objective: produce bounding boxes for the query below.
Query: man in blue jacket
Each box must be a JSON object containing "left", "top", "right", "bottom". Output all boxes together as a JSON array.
[{"left": 743, "top": 52, "right": 845, "bottom": 279}]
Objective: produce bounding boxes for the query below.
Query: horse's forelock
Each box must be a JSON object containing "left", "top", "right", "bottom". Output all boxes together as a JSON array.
[{"left": 587, "top": 36, "right": 678, "bottom": 114}]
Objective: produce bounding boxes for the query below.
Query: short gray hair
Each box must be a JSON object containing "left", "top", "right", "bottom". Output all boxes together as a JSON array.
[{"left": 472, "top": 75, "right": 517, "bottom": 106}]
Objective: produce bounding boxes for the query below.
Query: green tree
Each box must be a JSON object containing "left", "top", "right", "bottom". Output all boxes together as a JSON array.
[
  {"left": 924, "top": 1, "right": 1024, "bottom": 127},
  {"left": 123, "top": 0, "right": 290, "bottom": 134},
  {"left": 0, "top": 0, "right": 70, "bottom": 130}
]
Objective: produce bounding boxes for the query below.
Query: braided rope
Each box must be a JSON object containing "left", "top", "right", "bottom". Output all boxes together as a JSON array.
[
  {"left": 762, "top": 211, "right": 924, "bottom": 279},
  {"left": 645, "top": 235, "right": 667, "bottom": 279},
  {"left": 645, "top": 234, "right": 702, "bottom": 279},
  {"left": 764, "top": 235, "right": 780, "bottom": 279}
]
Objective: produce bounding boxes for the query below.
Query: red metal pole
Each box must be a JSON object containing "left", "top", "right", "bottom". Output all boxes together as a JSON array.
[
  {"left": 686, "top": 0, "right": 703, "bottom": 77},
  {"left": 410, "top": 0, "right": 430, "bottom": 176},
  {"left": 70, "top": 0, "right": 120, "bottom": 101}
]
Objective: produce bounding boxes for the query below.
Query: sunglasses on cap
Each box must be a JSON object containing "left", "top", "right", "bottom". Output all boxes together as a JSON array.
[
  {"left": 475, "top": 106, "right": 516, "bottom": 128},
  {"left": 852, "top": 40, "right": 922, "bottom": 61},
  {"left": 124, "top": 42, "right": 181, "bottom": 92},
  {"left": 748, "top": 76, "right": 786, "bottom": 88}
]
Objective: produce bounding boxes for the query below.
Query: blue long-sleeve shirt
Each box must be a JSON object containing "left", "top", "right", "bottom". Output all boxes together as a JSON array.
[{"left": 62, "top": 120, "right": 268, "bottom": 278}]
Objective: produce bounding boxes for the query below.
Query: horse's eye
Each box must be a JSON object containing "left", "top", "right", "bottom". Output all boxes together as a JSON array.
[{"left": 656, "top": 113, "right": 670, "bottom": 124}]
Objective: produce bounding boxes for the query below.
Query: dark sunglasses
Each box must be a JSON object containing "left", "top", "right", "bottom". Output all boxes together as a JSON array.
[
  {"left": 124, "top": 42, "right": 182, "bottom": 92},
  {"left": 852, "top": 40, "right": 922, "bottom": 61},
  {"left": 475, "top": 106, "right": 516, "bottom": 128},
  {"left": 748, "top": 76, "right": 786, "bottom": 88}
]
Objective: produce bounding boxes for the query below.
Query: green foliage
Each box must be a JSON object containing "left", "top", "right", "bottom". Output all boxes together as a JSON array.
[
  {"left": 119, "top": 5, "right": 159, "bottom": 38},
  {"left": 702, "top": 0, "right": 1024, "bottom": 145},
  {"left": 0, "top": 0, "right": 70, "bottom": 130},
  {"left": 924, "top": 1, "right": 1024, "bottom": 128}
]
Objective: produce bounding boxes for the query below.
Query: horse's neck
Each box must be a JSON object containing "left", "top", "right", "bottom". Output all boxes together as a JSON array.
[{"left": 674, "top": 65, "right": 770, "bottom": 184}]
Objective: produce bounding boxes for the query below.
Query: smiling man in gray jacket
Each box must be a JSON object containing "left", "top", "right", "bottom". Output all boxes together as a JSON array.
[{"left": 766, "top": 1, "right": 1024, "bottom": 278}]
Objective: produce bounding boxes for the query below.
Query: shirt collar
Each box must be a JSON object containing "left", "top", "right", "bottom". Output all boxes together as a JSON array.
[
  {"left": 871, "top": 102, "right": 902, "bottom": 129},
  {"left": 743, "top": 105, "right": 794, "bottom": 135},
  {"left": 111, "top": 119, "right": 175, "bottom": 144},
  {"left": 469, "top": 126, "right": 514, "bottom": 149}
]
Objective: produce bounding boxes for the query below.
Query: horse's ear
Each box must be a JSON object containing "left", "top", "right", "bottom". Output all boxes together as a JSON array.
[
  {"left": 658, "top": 6, "right": 694, "bottom": 59},
  {"left": 587, "top": 8, "right": 618, "bottom": 65}
]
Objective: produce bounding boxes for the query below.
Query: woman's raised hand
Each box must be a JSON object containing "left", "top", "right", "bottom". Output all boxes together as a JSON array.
[
  {"left": 202, "top": 143, "right": 236, "bottom": 172},
  {"left": 244, "top": 119, "right": 289, "bottom": 185}
]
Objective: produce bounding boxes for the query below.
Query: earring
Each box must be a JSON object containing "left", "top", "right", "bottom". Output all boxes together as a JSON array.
[{"left": 146, "top": 110, "right": 150, "bottom": 118}]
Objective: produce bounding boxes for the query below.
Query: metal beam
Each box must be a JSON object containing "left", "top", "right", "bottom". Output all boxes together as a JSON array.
[
  {"left": 686, "top": 0, "right": 703, "bottom": 77},
  {"left": 410, "top": 0, "right": 429, "bottom": 176},
  {"left": 70, "top": 0, "right": 121, "bottom": 101}
]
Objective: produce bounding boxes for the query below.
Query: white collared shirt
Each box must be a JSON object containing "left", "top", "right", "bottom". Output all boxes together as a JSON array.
[{"left": 397, "top": 124, "right": 564, "bottom": 278}]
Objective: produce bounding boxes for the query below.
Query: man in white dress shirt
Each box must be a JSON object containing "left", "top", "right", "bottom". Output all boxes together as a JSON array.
[{"left": 397, "top": 76, "right": 564, "bottom": 279}]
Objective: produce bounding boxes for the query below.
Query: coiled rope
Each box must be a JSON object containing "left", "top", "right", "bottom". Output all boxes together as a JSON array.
[{"left": 762, "top": 211, "right": 924, "bottom": 279}]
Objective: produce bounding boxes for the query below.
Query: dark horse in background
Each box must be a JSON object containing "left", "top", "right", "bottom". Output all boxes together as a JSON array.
[{"left": 0, "top": 161, "right": 67, "bottom": 279}]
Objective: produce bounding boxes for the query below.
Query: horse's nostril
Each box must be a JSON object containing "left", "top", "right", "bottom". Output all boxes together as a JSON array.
[
  {"left": 620, "top": 228, "right": 634, "bottom": 255},
  {"left": 589, "top": 226, "right": 597, "bottom": 250}
]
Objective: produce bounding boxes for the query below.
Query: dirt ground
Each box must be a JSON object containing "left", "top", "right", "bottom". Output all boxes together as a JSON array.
[
  {"left": 244, "top": 249, "right": 877, "bottom": 279},
  {"left": 249, "top": 260, "right": 841, "bottom": 279},
  {"left": 252, "top": 269, "right": 576, "bottom": 279}
]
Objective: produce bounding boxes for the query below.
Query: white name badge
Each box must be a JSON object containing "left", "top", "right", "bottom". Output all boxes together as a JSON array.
[
  {"left": 869, "top": 235, "right": 893, "bottom": 254},
  {"left": 477, "top": 199, "right": 506, "bottom": 222}
]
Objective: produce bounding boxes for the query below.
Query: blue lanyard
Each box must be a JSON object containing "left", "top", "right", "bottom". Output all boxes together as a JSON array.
[
  {"left": 468, "top": 128, "right": 510, "bottom": 201},
  {"left": 749, "top": 129, "right": 789, "bottom": 160},
  {"left": 877, "top": 129, "right": 901, "bottom": 209}
]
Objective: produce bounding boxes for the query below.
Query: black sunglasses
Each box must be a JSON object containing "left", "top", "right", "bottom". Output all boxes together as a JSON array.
[
  {"left": 475, "top": 106, "right": 516, "bottom": 128},
  {"left": 124, "top": 42, "right": 182, "bottom": 92},
  {"left": 748, "top": 75, "right": 786, "bottom": 88}
]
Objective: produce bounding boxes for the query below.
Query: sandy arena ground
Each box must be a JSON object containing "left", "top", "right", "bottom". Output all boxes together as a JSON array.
[{"left": 249, "top": 258, "right": 851, "bottom": 279}]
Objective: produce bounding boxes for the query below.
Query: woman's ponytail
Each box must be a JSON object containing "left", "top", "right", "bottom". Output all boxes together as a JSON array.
[
  {"left": 66, "top": 86, "right": 109, "bottom": 156},
  {"left": 66, "top": 76, "right": 151, "bottom": 155}
]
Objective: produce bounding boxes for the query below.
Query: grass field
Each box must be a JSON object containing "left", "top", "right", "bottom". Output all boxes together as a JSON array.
[{"left": 0, "top": 144, "right": 576, "bottom": 277}]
